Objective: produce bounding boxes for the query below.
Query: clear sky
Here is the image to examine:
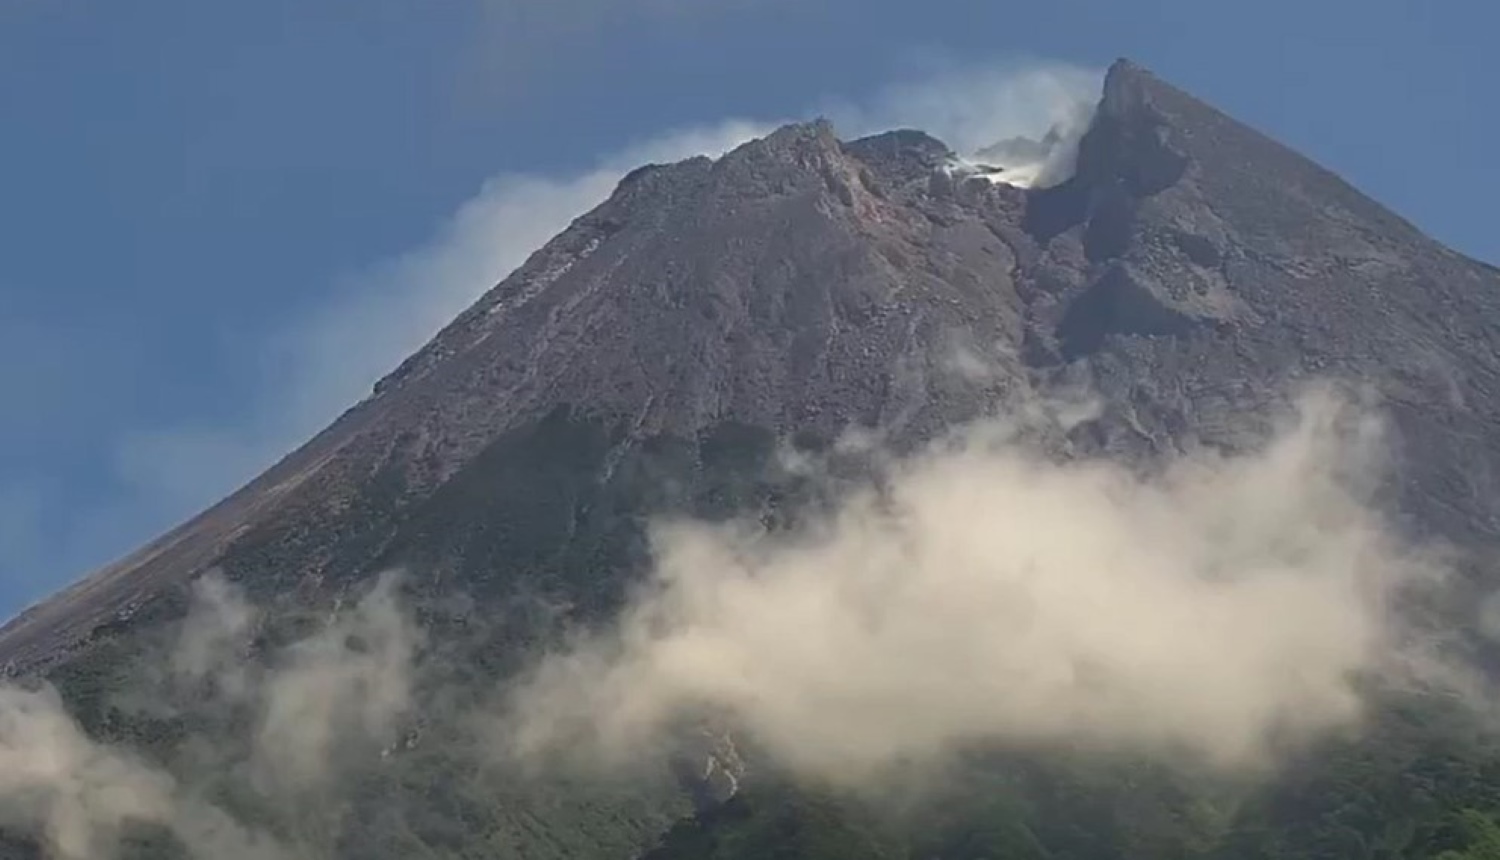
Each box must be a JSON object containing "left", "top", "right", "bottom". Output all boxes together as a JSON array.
[{"left": 0, "top": 0, "right": 1495, "bottom": 619}]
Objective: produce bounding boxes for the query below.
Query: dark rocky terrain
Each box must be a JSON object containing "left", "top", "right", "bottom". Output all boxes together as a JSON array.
[{"left": 5, "top": 58, "right": 1500, "bottom": 859}]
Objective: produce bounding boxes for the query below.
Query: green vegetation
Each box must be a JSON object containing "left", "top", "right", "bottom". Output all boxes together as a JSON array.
[{"left": 638, "top": 695, "right": 1500, "bottom": 860}]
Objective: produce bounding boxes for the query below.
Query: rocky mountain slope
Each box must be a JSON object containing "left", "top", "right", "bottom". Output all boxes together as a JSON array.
[{"left": 4, "top": 58, "right": 1500, "bottom": 860}]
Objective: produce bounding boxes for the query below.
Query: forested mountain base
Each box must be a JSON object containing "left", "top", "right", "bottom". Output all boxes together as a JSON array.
[{"left": 645, "top": 699, "right": 1500, "bottom": 860}]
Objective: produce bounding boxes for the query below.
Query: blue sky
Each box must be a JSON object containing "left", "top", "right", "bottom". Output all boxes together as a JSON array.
[{"left": 0, "top": 0, "right": 1495, "bottom": 619}]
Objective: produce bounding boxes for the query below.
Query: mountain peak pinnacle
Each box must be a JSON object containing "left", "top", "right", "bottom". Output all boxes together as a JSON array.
[{"left": 1099, "top": 56, "right": 1160, "bottom": 119}]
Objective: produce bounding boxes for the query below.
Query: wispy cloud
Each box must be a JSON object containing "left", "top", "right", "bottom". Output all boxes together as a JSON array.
[
  {"left": 110, "top": 120, "right": 772, "bottom": 518},
  {"left": 0, "top": 571, "right": 421, "bottom": 859},
  {"left": 823, "top": 59, "right": 1102, "bottom": 187},
  {"left": 0, "top": 684, "right": 180, "bottom": 860},
  {"left": 825, "top": 59, "right": 1099, "bottom": 153}
]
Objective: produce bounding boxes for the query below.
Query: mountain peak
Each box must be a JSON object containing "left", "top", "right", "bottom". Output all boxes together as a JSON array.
[
  {"left": 1101, "top": 56, "right": 1155, "bottom": 104},
  {"left": 717, "top": 118, "right": 842, "bottom": 167},
  {"left": 760, "top": 117, "right": 839, "bottom": 145},
  {"left": 1106, "top": 61, "right": 1420, "bottom": 241},
  {"left": 1097, "top": 56, "right": 1215, "bottom": 127}
]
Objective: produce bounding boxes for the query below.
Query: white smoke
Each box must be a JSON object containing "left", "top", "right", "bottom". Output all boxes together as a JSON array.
[
  {"left": 826, "top": 61, "right": 1101, "bottom": 188},
  {"left": 501, "top": 388, "right": 1447, "bottom": 782}
]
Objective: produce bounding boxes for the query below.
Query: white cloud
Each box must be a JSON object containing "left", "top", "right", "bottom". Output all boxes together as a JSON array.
[{"left": 500, "top": 389, "right": 1449, "bottom": 781}]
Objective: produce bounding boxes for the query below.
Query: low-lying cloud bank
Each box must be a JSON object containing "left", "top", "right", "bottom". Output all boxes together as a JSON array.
[
  {"left": 500, "top": 388, "right": 1450, "bottom": 781},
  {"left": 0, "top": 385, "right": 1483, "bottom": 857}
]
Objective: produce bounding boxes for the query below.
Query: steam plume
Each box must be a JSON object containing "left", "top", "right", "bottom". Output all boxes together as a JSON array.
[{"left": 828, "top": 61, "right": 1101, "bottom": 188}]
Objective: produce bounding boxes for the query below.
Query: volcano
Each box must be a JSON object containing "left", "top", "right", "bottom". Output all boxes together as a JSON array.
[{"left": 4, "top": 59, "right": 1500, "bottom": 860}]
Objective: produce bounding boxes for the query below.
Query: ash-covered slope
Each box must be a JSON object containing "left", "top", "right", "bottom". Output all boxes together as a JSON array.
[
  {"left": 3, "top": 57, "right": 1500, "bottom": 860},
  {"left": 0, "top": 119, "right": 1033, "bottom": 675}
]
